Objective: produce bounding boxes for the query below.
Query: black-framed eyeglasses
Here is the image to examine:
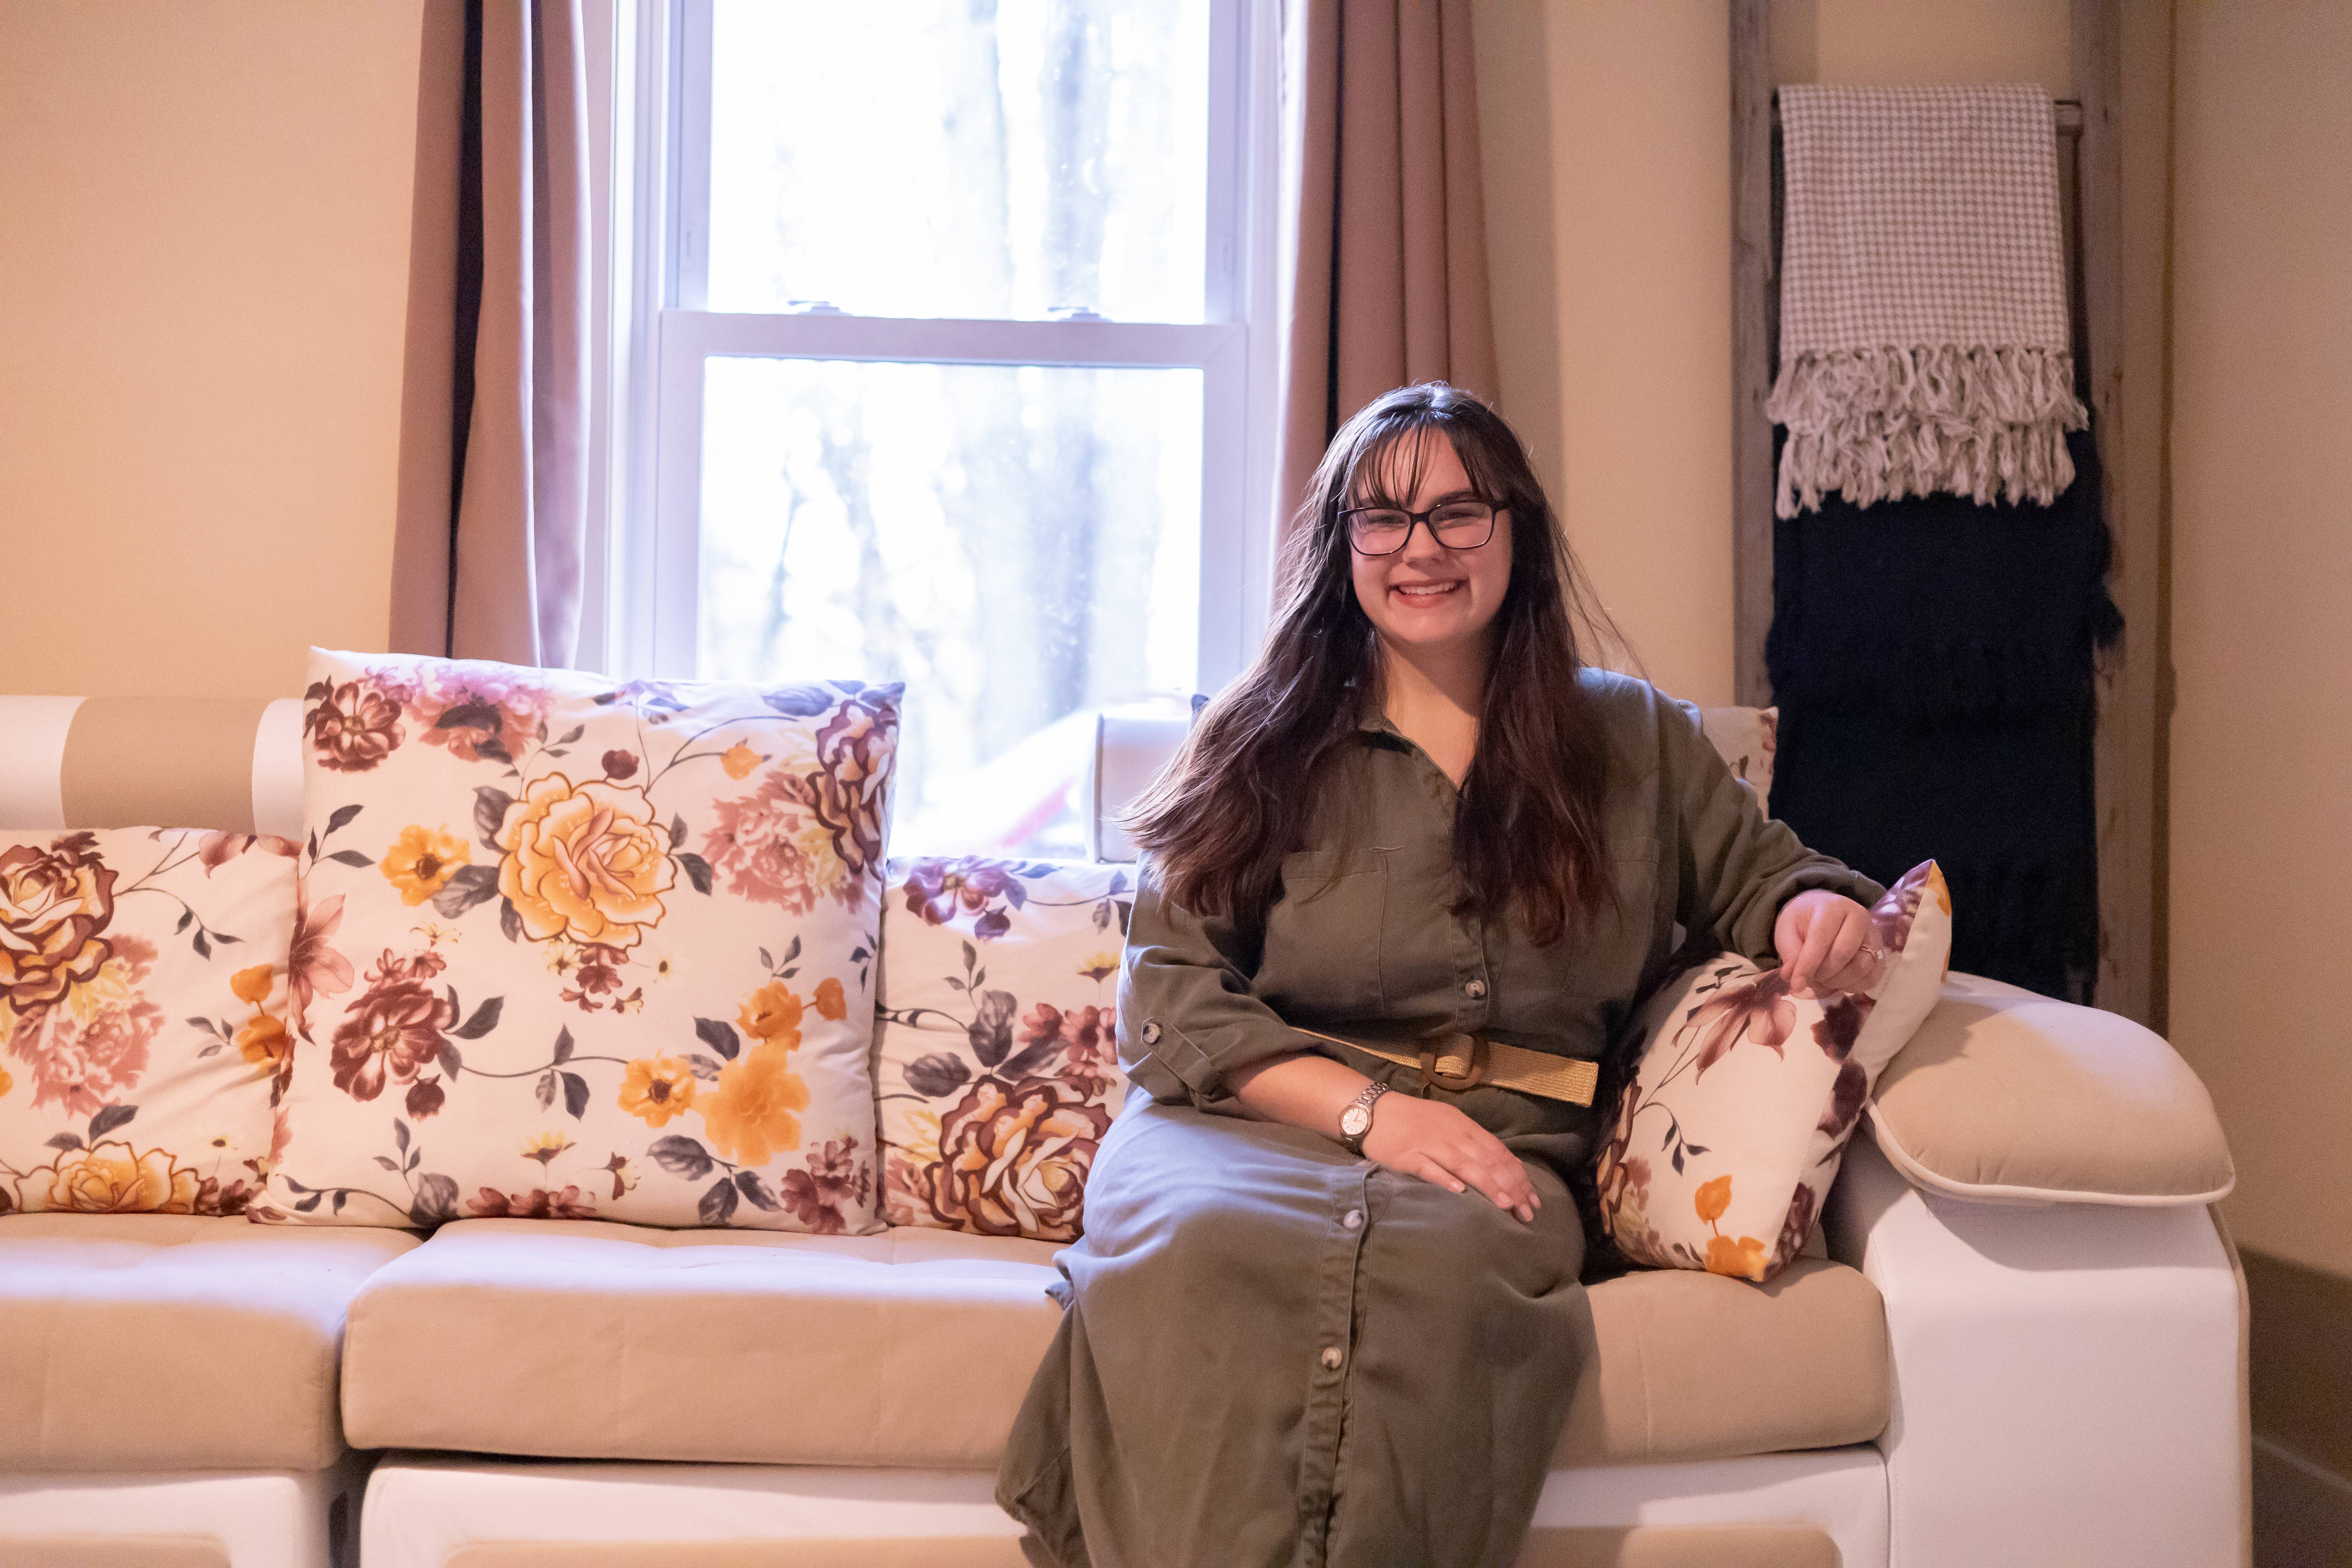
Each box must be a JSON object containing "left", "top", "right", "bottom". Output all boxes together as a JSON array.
[{"left": 1342, "top": 499, "right": 1499, "bottom": 556}]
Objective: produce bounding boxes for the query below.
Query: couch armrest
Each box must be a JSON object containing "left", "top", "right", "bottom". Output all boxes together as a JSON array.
[
  {"left": 1824, "top": 1133, "right": 2246, "bottom": 1568},
  {"left": 1867, "top": 972, "right": 2235, "bottom": 1206}
]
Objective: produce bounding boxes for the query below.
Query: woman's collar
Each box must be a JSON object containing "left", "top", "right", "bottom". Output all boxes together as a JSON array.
[{"left": 1341, "top": 674, "right": 1393, "bottom": 736}]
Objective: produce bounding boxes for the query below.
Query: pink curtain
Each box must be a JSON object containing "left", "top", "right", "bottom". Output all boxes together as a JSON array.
[
  {"left": 390, "top": 0, "right": 590, "bottom": 668},
  {"left": 1276, "top": 0, "right": 1500, "bottom": 543}
]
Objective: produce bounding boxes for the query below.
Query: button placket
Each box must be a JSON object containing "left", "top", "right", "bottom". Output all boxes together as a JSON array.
[
  {"left": 1295, "top": 1165, "right": 1374, "bottom": 1555},
  {"left": 1452, "top": 906, "right": 1493, "bottom": 1026}
]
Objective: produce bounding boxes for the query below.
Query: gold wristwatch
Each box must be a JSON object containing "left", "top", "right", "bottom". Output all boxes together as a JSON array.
[{"left": 1338, "top": 1081, "right": 1390, "bottom": 1156}]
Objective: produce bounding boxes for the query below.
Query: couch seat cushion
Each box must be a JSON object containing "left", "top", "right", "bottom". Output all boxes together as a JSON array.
[
  {"left": 341, "top": 1219, "right": 1063, "bottom": 1467},
  {"left": 1558, "top": 1256, "right": 1891, "bottom": 1464},
  {"left": 0, "top": 1213, "right": 418, "bottom": 1470},
  {"left": 343, "top": 1222, "right": 1888, "bottom": 1467}
]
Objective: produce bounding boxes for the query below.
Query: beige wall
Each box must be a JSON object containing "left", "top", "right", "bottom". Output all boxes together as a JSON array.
[
  {"left": 1472, "top": 1, "right": 1735, "bottom": 704},
  {"left": 2168, "top": 0, "right": 2352, "bottom": 1278},
  {"left": 0, "top": 0, "right": 2078, "bottom": 718},
  {"left": 0, "top": 0, "right": 424, "bottom": 701},
  {"left": 1472, "top": 0, "right": 2069, "bottom": 706},
  {"left": 1773, "top": 0, "right": 2070, "bottom": 94}
]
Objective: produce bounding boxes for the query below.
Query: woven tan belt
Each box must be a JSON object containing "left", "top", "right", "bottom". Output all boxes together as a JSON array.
[{"left": 1292, "top": 1026, "right": 1599, "bottom": 1107}]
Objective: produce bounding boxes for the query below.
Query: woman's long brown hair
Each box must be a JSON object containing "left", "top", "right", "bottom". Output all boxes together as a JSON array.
[{"left": 1125, "top": 381, "right": 1625, "bottom": 946}]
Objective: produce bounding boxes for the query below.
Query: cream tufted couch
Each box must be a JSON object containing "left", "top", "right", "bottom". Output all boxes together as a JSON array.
[{"left": 0, "top": 695, "right": 2247, "bottom": 1568}]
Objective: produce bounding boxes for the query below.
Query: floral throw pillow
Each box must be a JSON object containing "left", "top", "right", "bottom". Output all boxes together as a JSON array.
[
  {"left": 0, "top": 829, "right": 296, "bottom": 1215},
  {"left": 874, "top": 858, "right": 1132, "bottom": 1242},
  {"left": 257, "top": 649, "right": 899, "bottom": 1233},
  {"left": 1594, "top": 861, "right": 1952, "bottom": 1283}
]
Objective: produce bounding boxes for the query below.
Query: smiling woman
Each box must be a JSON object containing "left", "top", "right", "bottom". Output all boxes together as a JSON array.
[
  {"left": 1343, "top": 431, "right": 1516, "bottom": 787},
  {"left": 1133, "top": 382, "right": 1629, "bottom": 947},
  {"left": 1348, "top": 443, "right": 1511, "bottom": 635},
  {"left": 995, "top": 383, "right": 1887, "bottom": 1566}
]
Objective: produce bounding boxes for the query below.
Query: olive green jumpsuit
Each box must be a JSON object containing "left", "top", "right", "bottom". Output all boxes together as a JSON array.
[{"left": 997, "top": 669, "right": 1880, "bottom": 1567}]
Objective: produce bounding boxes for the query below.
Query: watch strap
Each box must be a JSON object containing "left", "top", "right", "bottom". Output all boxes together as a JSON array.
[{"left": 1339, "top": 1081, "right": 1390, "bottom": 1155}]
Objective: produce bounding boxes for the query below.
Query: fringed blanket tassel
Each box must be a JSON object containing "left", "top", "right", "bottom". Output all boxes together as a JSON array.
[{"left": 1766, "top": 343, "right": 2088, "bottom": 518}]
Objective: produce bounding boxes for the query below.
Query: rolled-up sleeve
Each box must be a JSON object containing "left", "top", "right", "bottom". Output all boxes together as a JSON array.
[
  {"left": 1662, "top": 694, "right": 1883, "bottom": 963},
  {"left": 1117, "top": 862, "right": 1308, "bottom": 1116}
]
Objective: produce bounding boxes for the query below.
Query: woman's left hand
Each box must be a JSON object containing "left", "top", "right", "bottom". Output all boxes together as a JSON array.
[{"left": 1774, "top": 890, "right": 1884, "bottom": 997}]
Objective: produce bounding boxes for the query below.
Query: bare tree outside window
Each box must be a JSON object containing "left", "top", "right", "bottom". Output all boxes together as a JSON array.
[{"left": 694, "top": 2, "right": 1210, "bottom": 857}]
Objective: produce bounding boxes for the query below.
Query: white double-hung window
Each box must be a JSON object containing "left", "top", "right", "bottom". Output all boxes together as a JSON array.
[{"left": 613, "top": 0, "right": 1276, "bottom": 859}]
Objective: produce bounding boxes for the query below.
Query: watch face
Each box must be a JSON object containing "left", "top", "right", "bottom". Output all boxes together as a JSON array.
[{"left": 1340, "top": 1104, "right": 1370, "bottom": 1138}]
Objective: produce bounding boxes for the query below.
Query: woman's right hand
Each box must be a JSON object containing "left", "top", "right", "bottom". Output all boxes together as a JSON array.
[{"left": 1360, "top": 1093, "right": 1541, "bottom": 1223}]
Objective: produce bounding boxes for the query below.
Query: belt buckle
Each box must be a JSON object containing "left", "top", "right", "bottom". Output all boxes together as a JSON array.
[{"left": 1417, "top": 1031, "right": 1488, "bottom": 1092}]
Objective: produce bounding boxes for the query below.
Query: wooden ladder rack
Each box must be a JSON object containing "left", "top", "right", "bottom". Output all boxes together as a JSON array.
[{"left": 1729, "top": 0, "right": 2162, "bottom": 1026}]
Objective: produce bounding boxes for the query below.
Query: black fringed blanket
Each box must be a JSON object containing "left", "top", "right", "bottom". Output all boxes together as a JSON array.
[{"left": 1767, "top": 427, "right": 2121, "bottom": 999}]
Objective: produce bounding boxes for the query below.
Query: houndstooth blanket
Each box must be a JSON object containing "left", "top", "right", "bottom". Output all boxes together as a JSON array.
[{"left": 1765, "top": 83, "right": 2088, "bottom": 518}]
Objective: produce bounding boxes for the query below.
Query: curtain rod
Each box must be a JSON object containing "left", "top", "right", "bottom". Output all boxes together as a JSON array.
[{"left": 1770, "top": 96, "right": 2085, "bottom": 134}]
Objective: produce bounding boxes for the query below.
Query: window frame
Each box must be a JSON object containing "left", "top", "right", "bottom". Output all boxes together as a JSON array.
[{"left": 593, "top": 0, "right": 1284, "bottom": 702}]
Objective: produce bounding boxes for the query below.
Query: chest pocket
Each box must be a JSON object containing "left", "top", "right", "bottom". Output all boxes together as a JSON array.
[{"left": 1256, "top": 848, "right": 1389, "bottom": 1017}]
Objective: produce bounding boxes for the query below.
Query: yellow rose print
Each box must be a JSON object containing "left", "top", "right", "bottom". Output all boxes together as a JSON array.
[
  {"left": 1694, "top": 1174, "right": 1768, "bottom": 1281},
  {"left": 899, "top": 1106, "right": 942, "bottom": 1165},
  {"left": 236, "top": 1009, "right": 290, "bottom": 1072},
  {"left": 813, "top": 977, "right": 846, "bottom": 1021},
  {"left": 739, "top": 981, "right": 804, "bottom": 1043},
  {"left": 381, "top": 826, "right": 472, "bottom": 907},
  {"left": 1706, "top": 1233, "right": 1769, "bottom": 1280},
  {"left": 721, "top": 741, "right": 762, "bottom": 780},
  {"left": 17, "top": 1141, "right": 201, "bottom": 1214},
  {"left": 697, "top": 1042, "right": 810, "bottom": 1167},
  {"left": 618, "top": 1056, "right": 697, "bottom": 1127},
  {"left": 228, "top": 962, "right": 288, "bottom": 1073},
  {"left": 0, "top": 1064, "right": 11, "bottom": 1099},
  {"left": 496, "top": 775, "right": 676, "bottom": 949}
]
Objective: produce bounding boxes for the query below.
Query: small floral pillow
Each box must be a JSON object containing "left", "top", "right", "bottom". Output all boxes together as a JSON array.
[
  {"left": 874, "top": 858, "right": 1132, "bottom": 1242},
  {"left": 1594, "top": 861, "right": 1952, "bottom": 1282},
  {"left": 0, "top": 829, "right": 296, "bottom": 1215},
  {"left": 258, "top": 649, "right": 899, "bottom": 1233}
]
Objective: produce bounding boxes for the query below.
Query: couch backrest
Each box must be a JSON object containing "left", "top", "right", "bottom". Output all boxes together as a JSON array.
[
  {"left": 0, "top": 695, "right": 304, "bottom": 835},
  {"left": 1080, "top": 710, "right": 1191, "bottom": 861},
  {"left": 0, "top": 691, "right": 1776, "bottom": 856}
]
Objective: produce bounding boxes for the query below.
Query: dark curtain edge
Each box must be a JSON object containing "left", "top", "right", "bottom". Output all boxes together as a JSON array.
[{"left": 446, "top": 0, "right": 487, "bottom": 662}]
